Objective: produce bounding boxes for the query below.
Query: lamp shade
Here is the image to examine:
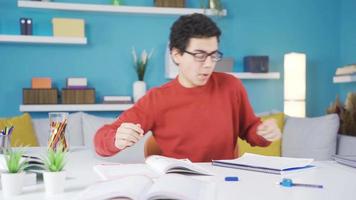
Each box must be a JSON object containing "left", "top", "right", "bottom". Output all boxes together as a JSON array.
[
  {"left": 284, "top": 53, "right": 306, "bottom": 100},
  {"left": 284, "top": 52, "right": 306, "bottom": 117}
]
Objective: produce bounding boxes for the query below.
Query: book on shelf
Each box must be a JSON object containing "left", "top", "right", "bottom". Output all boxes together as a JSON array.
[
  {"left": 103, "top": 95, "right": 132, "bottom": 102},
  {"left": 335, "top": 64, "right": 356, "bottom": 75},
  {"left": 94, "top": 155, "right": 213, "bottom": 181},
  {"left": 212, "top": 153, "right": 314, "bottom": 175},
  {"left": 332, "top": 155, "right": 356, "bottom": 168},
  {"left": 102, "top": 96, "right": 132, "bottom": 104},
  {"left": 78, "top": 173, "right": 215, "bottom": 200},
  {"left": 333, "top": 74, "right": 356, "bottom": 83},
  {"left": 66, "top": 77, "right": 87, "bottom": 88}
]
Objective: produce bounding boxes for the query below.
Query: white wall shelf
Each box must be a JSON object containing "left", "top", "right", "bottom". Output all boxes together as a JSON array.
[
  {"left": 18, "top": 0, "right": 227, "bottom": 16},
  {"left": 19, "top": 104, "right": 133, "bottom": 112},
  {"left": 0, "top": 34, "right": 87, "bottom": 45},
  {"left": 228, "top": 72, "right": 281, "bottom": 79},
  {"left": 333, "top": 74, "right": 356, "bottom": 83}
]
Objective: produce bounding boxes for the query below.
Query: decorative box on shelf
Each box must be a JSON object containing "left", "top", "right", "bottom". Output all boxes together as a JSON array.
[
  {"left": 61, "top": 88, "right": 95, "bottom": 104},
  {"left": 154, "top": 0, "right": 185, "bottom": 8},
  {"left": 23, "top": 88, "right": 58, "bottom": 104}
]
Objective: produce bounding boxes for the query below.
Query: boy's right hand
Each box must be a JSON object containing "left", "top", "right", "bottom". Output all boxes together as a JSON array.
[{"left": 114, "top": 123, "right": 144, "bottom": 150}]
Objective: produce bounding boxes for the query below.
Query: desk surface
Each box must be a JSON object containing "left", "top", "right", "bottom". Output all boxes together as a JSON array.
[{"left": 1, "top": 147, "right": 356, "bottom": 200}]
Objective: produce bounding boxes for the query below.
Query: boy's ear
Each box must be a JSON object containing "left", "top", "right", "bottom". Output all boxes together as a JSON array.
[{"left": 171, "top": 48, "right": 181, "bottom": 65}]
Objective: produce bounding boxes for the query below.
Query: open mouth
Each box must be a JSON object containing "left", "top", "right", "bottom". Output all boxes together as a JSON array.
[{"left": 197, "top": 73, "right": 210, "bottom": 80}]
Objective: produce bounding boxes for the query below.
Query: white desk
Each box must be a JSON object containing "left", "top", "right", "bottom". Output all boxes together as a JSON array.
[{"left": 1, "top": 147, "right": 356, "bottom": 200}]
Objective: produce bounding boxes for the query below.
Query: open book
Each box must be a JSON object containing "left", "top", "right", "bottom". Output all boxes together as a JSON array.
[
  {"left": 78, "top": 174, "right": 215, "bottom": 200},
  {"left": 94, "top": 155, "right": 213, "bottom": 180},
  {"left": 212, "top": 153, "right": 314, "bottom": 174}
]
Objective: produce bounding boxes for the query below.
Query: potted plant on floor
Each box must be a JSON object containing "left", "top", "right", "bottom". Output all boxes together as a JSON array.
[
  {"left": 1, "top": 148, "right": 28, "bottom": 197},
  {"left": 42, "top": 146, "right": 67, "bottom": 195}
]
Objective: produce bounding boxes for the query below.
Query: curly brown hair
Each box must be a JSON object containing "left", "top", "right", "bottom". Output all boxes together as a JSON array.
[{"left": 169, "top": 13, "right": 221, "bottom": 54}]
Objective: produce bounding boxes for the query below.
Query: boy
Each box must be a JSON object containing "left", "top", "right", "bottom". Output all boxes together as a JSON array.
[{"left": 94, "top": 13, "right": 281, "bottom": 162}]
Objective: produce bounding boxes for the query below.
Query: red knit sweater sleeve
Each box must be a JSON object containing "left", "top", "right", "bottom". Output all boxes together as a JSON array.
[
  {"left": 236, "top": 80, "right": 271, "bottom": 147},
  {"left": 94, "top": 90, "right": 156, "bottom": 157}
]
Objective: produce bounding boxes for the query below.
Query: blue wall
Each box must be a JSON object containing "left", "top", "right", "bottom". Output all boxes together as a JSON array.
[
  {"left": 338, "top": 0, "right": 356, "bottom": 102},
  {"left": 0, "top": 0, "right": 346, "bottom": 118}
]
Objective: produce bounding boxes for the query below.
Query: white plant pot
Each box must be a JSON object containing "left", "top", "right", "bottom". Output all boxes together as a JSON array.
[
  {"left": 133, "top": 80, "right": 147, "bottom": 102},
  {"left": 1, "top": 172, "right": 25, "bottom": 196},
  {"left": 43, "top": 171, "right": 66, "bottom": 195}
]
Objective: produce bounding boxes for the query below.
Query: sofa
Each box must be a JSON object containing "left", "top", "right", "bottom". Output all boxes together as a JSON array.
[{"left": 2, "top": 112, "right": 356, "bottom": 163}]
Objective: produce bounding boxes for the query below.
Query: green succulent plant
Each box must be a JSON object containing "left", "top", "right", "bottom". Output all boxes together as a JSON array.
[
  {"left": 3, "top": 148, "right": 28, "bottom": 173},
  {"left": 43, "top": 147, "right": 66, "bottom": 172}
]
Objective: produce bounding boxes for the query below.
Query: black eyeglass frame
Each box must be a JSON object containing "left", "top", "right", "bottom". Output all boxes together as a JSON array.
[{"left": 183, "top": 50, "right": 223, "bottom": 62}]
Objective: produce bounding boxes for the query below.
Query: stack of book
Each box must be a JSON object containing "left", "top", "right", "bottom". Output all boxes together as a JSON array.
[
  {"left": 103, "top": 96, "right": 132, "bottom": 104},
  {"left": 332, "top": 155, "right": 356, "bottom": 168},
  {"left": 333, "top": 64, "right": 356, "bottom": 83},
  {"left": 62, "top": 77, "right": 95, "bottom": 104},
  {"left": 23, "top": 77, "right": 58, "bottom": 104}
]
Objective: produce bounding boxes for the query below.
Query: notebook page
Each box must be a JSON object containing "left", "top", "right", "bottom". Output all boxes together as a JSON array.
[
  {"left": 78, "top": 175, "right": 152, "bottom": 200},
  {"left": 143, "top": 174, "right": 213, "bottom": 200}
]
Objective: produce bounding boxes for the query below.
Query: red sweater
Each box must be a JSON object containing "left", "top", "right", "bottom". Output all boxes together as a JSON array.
[{"left": 94, "top": 72, "right": 270, "bottom": 162}]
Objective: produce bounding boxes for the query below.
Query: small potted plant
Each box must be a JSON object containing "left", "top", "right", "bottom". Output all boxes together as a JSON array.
[
  {"left": 42, "top": 146, "right": 67, "bottom": 195},
  {"left": 1, "top": 148, "right": 28, "bottom": 197},
  {"left": 132, "top": 47, "right": 154, "bottom": 102}
]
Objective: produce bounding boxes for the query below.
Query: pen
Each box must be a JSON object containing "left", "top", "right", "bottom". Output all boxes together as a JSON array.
[{"left": 280, "top": 178, "right": 323, "bottom": 189}]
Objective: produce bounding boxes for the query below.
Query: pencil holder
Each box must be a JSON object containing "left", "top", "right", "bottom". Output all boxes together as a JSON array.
[
  {"left": 48, "top": 112, "right": 69, "bottom": 151},
  {"left": 0, "top": 126, "right": 13, "bottom": 153}
]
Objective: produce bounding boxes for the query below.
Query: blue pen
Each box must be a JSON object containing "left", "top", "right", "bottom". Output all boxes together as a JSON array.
[
  {"left": 280, "top": 178, "right": 323, "bottom": 189},
  {"left": 225, "top": 176, "right": 239, "bottom": 182}
]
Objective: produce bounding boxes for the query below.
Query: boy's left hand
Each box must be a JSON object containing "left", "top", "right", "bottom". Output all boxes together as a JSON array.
[{"left": 256, "top": 119, "right": 282, "bottom": 142}]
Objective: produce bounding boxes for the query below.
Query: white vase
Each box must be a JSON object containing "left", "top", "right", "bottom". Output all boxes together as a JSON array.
[
  {"left": 43, "top": 171, "right": 66, "bottom": 195},
  {"left": 133, "top": 80, "right": 147, "bottom": 102},
  {"left": 1, "top": 172, "right": 25, "bottom": 196}
]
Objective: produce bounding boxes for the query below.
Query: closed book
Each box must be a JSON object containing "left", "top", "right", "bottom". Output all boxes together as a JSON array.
[
  {"left": 335, "top": 64, "right": 356, "bottom": 75},
  {"left": 67, "top": 77, "right": 87, "bottom": 87},
  {"left": 332, "top": 155, "right": 356, "bottom": 168},
  {"left": 61, "top": 88, "right": 95, "bottom": 104},
  {"left": 333, "top": 74, "right": 356, "bottom": 83},
  {"left": 103, "top": 96, "right": 132, "bottom": 102},
  {"left": 52, "top": 18, "right": 85, "bottom": 37},
  {"left": 31, "top": 77, "right": 52, "bottom": 89},
  {"left": 103, "top": 100, "right": 132, "bottom": 104},
  {"left": 212, "top": 153, "right": 314, "bottom": 175},
  {"left": 23, "top": 88, "right": 58, "bottom": 104}
]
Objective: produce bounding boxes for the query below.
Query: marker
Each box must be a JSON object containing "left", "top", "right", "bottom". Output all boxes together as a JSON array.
[
  {"left": 280, "top": 178, "right": 323, "bottom": 188},
  {"left": 225, "top": 176, "right": 239, "bottom": 182}
]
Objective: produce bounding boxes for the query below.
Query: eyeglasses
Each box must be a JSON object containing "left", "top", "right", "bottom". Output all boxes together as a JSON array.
[{"left": 183, "top": 50, "right": 223, "bottom": 62}]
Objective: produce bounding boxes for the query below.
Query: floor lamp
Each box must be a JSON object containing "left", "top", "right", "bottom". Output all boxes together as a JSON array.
[{"left": 284, "top": 52, "right": 306, "bottom": 117}]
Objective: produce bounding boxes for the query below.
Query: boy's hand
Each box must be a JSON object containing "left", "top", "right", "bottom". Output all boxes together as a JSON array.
[
  {"left": 115, "top": 123, "right": 144, "bottom": 150},
  {"left": 256, "top": 119, "right": 282, "bottom": 142}
]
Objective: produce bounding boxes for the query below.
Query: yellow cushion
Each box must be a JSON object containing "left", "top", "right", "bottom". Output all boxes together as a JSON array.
[
  {"left": 237, "top": 112, "right": 285, "bottom": 157},
  {"left": 0, "top": 113, "right": 39, "bottom": 147}
]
